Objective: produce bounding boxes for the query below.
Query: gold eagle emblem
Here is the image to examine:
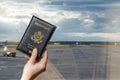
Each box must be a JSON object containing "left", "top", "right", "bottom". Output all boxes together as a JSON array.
[{"left": 31, "top": 31, "right": 43, "bottom": 44}]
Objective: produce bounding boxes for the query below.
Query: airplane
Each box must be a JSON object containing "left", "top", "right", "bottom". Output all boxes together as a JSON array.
[
  {"left": 0, "top": 40, "right": 7, "bottom": 47},
  {"left": 0, "top": 40, "right": 16, "bottom": 57},
  {"left": 2, "top": 46, "right": 16, "bottom": 57}
]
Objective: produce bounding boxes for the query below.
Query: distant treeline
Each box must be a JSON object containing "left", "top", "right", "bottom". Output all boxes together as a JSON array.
[
  {"left": 1, "top": 41, "right": 120, "bottom": 45},
  {"left": 49, "top": 41, "right": 120, "bottom": 45}
]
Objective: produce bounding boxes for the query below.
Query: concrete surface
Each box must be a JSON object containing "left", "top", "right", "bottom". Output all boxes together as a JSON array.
[{"left": 0, "top": 45, "right": 119, "bottom": 80}]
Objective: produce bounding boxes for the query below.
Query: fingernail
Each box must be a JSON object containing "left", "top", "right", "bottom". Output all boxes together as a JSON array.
[{"left": 33, "top": 48, "right": 37, "bottom": 52}]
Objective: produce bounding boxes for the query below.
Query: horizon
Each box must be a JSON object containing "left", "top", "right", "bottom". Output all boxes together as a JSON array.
[{"left": 0, "top": 41, "right": 120, "bottom": 43}]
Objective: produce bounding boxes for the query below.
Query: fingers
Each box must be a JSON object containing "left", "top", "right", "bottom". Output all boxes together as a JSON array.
[
  {"left": 25, "top": 48, "right": 48, "bottom": 66},
  {"left": 39, "top": 50, "right": 48, "bottom": 66},
  {"left": 29, "top": 48, "right": 38, "bottom": 64}
]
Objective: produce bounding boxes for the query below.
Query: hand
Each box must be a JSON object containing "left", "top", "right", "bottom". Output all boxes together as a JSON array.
[{"left": 21, "top": 48, "right": 48, "bottom": 80}]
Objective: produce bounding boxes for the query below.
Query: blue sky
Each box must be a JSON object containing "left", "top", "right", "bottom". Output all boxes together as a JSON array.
[{"left": 0, "top": 0, "right": 120, "bottom": 42}]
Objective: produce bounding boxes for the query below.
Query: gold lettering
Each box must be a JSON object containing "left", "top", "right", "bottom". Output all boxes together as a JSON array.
[
  {"left": 34, "top": 22, "right": 50, "bottom": 31},
  {"left": 27, "top": 44, "right": 34, "bottom": 50}
]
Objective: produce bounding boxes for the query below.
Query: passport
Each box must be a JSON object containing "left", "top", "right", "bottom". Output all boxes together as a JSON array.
[{"left": 16, "top": 16, "right": 56, "bottom": 60}]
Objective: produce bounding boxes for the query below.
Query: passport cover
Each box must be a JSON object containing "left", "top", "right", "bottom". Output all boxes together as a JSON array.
[{"left": 16, "top": 16, "right": 56, "bottom": 60}]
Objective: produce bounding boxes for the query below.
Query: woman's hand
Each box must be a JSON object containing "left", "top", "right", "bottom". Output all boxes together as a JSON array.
[{"left": 21, "top": 48, "right": 48, "bottom": 80}]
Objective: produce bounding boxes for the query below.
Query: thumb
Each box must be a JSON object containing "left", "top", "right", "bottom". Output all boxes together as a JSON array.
[{"left": 29, "top": 48, "right": 37, "bottom": 64}]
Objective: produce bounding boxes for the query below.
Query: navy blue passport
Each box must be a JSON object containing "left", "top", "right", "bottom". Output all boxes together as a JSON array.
[{"left": 16, "top": 16, "right": 56, "bottom": 60}]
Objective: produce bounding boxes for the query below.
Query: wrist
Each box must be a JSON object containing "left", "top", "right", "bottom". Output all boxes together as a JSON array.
[{"left": 21, "top": 74, "right": 31, "bottom": 80}]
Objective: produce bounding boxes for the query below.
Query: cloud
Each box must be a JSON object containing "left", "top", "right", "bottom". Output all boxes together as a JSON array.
[
  {"left": 0, "top": 0, "right": 120, "bottom": 41},
  {"left": 103, "top": 3, "right": 120, "bottom": 32},
  {"left": 66, "top": 32, "right": 120, "bottom": 41},
  {"left": 81, "top": 18, "right": 94, "bottom": 28},
  {"left": 0, "top": 19, "right": 23, "bottom": 41},
  {"left": 1, "top": 0, "right": 103, "bottom": 24},
  {"left": 0, "top": 0, "right": 82, "bottom": 41},
  {"left": 0, "top": 0, "right": 82, "bottom": 23}
]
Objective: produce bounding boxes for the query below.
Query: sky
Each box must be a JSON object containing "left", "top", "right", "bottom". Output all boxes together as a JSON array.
[{"left": 0, "top": 0, "right": 120, "bottom": 42}]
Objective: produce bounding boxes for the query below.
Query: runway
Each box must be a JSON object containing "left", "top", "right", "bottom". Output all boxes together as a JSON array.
[
  {"left": 0, "top": 45, "right": 119, "bottom": 80},
  {"left": 46, "top": 45, "right": 108, "bottom": 80}
]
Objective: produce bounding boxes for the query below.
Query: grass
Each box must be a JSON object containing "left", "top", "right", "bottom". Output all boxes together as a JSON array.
[
  {"left": 0, "top": 45, "right": 17, "bottom": 51},
  {"left": 0, "top": 44, "right": 70, "bottom": 50},
  {"left": 93, "top": 44, "right": 120, "bottom": 48},
  {"left": 47, "top": 44, "right": 70, "bottom": 48},
  {"left": 106, "top": 44, "right": 120, "bottom": 48}
]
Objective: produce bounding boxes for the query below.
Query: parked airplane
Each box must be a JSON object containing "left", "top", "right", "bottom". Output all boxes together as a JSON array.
[{"left": 0, "top": 40, "right": 7, "bottom": 47}]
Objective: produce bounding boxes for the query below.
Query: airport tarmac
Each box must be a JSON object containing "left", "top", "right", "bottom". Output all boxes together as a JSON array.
[{"left": 0, "top": 45, "right": 120, "bottom": 80}]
